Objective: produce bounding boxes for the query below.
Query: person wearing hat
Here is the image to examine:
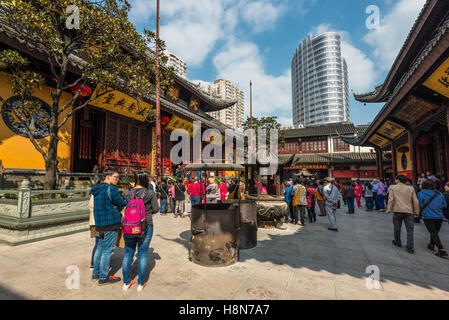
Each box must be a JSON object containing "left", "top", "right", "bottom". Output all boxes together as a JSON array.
[{"left": 324, "top": 177, "right": 340, "bottom": 232}]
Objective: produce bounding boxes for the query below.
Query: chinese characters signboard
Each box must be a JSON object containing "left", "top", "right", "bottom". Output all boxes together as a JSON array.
[
  {"left": 90, "top": 86, "right": 153, "bottom": 122},
  {"left": 377, "top": 120, "right": 405, "bottom": 140},
  {"left": 423, "top": 56, "right": 449, "bottom": 98},
  {"left": 369, "top": 134, "right": 389, "bottom": 147}
]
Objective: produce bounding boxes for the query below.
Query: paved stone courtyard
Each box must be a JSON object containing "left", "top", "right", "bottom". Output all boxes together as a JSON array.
[{"left": 1, "top": 204, "right": 449, "bottom": 300}]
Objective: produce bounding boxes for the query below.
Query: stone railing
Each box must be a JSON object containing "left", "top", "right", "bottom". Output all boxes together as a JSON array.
[{"left": 0, "top": 179, "right": 91, "bottom": 246}]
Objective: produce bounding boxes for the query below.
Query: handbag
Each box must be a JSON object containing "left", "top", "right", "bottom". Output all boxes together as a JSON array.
[{"left": 417, "top": 191, "right": 439, "bottom": 223}]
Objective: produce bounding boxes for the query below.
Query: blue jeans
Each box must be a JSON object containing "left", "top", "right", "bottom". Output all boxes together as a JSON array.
[
  {"left": 93, "top": 230, "right": 118, "bottom": 280},
  {"left": 365, "top": 197, "right": 374, "bottom": 210},
  {"left": 191, "top": 195, "right": 201, "bottom": 206},
  {"left": 90, "top": 236, "right": 100, "bottom": 266},
  {"left": 376, "top": 194, "right": 385, "bottom": 209},
  {"left": 346, "top": 197, "right": 355, "bottom": 213},
  {"left": 122, "top": 226, "right": 154, "bottom": 286},
  {"left": 160, "top": 198, "right": 167, "bottom": 213}
]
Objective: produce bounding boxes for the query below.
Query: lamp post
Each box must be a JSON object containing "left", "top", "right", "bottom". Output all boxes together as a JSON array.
[{"left": 155, "top": 0, "right": 162, "bottom": 181}]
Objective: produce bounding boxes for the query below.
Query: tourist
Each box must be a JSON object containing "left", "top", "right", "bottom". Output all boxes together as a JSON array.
[
  {"left": 344, "top": 182, "right": 356, "bottom": 214},
  {"left": 168, "top": 181, "right": 176, "bottom": 215},
  {"left": 443, "top": 182, "right": 449, "bottom": 220},
  {"left": 284, "top": 181, "right": 293, "bottom": 223},
  {"left": 354, "top": 181, "right": 363, "bottom": 209},
  {"left": 148, "top": 174, "right": 157, "bottom": 192},
  {"left": 187, "top": 176, "right": 204, "bottom": 206},
  {"left": 418, "top": 173, "right": 426, "bottom": 190},
  {"left": 323, "top": 177, "right": 340, "bottom": 232},
  {"left": 227, "top": 178, "right": 240, "bottom": 200},
  {"left": 90, "top": 169, "right": 127, "bottom": 286},
  {"left": 88, "top": 187, "right": 98, "bottom": 270},
  {"left": 364, "top": 182, "right": 374, "bottom": 211},
  {"left": 122, "top": 173, "right": 159, "bottom": 292},
  {"left": 205, "top": 177, "right": 219, "bottom": 203},
  {"left": 386, "top": 175, "right": 419, "bottom": 254},
  {"left": 296, "top": 179, "right": 308, "bottom": 226},
  {"left": 434, "top": 174, "right": 444, "bottom": 193},
  {"left": 385, "top": 179, "right": 391, "bottom": 208},
  {"left": 316, "top": 180, "right": 326, "bottom": 216},
  {"left": 306, "top": 181, "right": 317, "bottom": 223},
  {"left": 159, "top": 179, "right": 169, "bottom": 216},
  {"left": 418, "top": 180, "right": 448, "bottom": 258},
  {"left": 174, "top": 179, "right": 187, "bottom": 218},
  {"left": 219, "top": 179, "right": 227, "bottom": 200},
  {"left": 290, "top": 178, "right": 302, "bottom": 225},
  {"left": 376, "top": 179, "right": 386, "bottom": 212},
  {"left": 426, "top": 171, "right": 436, "bottom": 182},
  {"left": 371, "top": 178, "right": 380, "bottom": 210}
]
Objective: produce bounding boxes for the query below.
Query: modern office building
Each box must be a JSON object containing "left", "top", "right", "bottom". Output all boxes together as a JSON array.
[
  {"left": 163, "top": 50, "right": 187, "bottom": 78},
  {"left": 291, "top": 32, "right": 350, "bottom": 127},
  {"left": 203, "top": 79, "right": 244, "bottom": 129}
]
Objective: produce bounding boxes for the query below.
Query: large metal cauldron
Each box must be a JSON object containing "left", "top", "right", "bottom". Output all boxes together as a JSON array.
[
  {"left": 222, "top": 200, "right": 257, "bottom": 249},
  {"left": 189, "top": 203, "right": 240, "bottom": 267}
]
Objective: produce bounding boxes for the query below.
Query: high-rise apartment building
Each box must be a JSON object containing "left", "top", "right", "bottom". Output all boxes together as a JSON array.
[
  {"left": 203, "top": 79, "right": 244, "bottom": 129},
  {"left": 163, "top": 50, "right": 187, "bottom": 78},
  {"left": 291, "top": 32, "right": 350, "bottom": 126}
]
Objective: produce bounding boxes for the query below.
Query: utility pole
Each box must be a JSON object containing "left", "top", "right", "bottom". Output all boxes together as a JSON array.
[{"left": 155, "top": 0, "right": 161, "bottom": 180}]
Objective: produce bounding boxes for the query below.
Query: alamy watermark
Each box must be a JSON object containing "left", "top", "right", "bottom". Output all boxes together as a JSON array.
[
  {"left": 365, "top": 265, "right": 381, "bottom": 290},
  {"left": 366, "top": 5, "right": 380, "bottom": 30},
  {"left": 65, "top": 265, "right": 80, "bottom": 290},
  {"left": 170, "top": 121, "right": 278, "bottom": 176},
  {"left": 66, "top": 5, "right": 80, "bottom": 30}
]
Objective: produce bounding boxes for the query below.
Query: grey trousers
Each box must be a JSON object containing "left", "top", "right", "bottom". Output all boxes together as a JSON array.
[
  {"left": 326, "top": 204, "right": 337, "bottom": 229},
  {"left": 393, "top": 213, "right": 414, "bottom": 250}
]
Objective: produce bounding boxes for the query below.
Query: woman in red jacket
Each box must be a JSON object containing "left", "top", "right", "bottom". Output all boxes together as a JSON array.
[
  {"left": 306, "top": 182, "right": 317, "bottom": 223},
  {"left": 354, "top": 181, "right": 363, "bottom": 209},
  {"left": 187, "top": 176, "right": 205, "bottom": 206}
]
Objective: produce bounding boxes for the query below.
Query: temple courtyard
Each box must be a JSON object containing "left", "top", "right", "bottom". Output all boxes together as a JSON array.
[{"left": 1, "top": 205, "right": 449, "bottom": 300}]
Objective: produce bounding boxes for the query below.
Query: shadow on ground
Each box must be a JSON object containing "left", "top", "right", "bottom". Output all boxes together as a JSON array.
[{"left": 0, "top": 283, "right": 27, "bottom": 300}]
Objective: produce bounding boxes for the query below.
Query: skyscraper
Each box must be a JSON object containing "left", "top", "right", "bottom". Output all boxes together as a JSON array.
[
  {"left": 291, "top": 32, "right": 350, "bottom": 127},
  {"left": 163, "top": 50, "right": 187, "bottom": 79},
  {"left": 203, "top": 79, "right": 244, "bottom": 130}
]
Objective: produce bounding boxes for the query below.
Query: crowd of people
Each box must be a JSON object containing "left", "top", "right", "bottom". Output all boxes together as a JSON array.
[
  {"left": 88, "top": 168, "right": 449, "bottom": 291},
  {"left": 282, "top": 172, "right": 449, "bottom": 258}
]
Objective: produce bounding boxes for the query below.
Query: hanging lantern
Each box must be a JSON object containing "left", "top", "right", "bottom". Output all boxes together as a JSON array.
[
  {"left": 398, "top": 146, "right": 409, "bottom": 153},
  {"left": 71, "top": 83, "right": 92, "bottom": 97},
  {"left": 161, "top": 115, "right": 170, "bottom": 125},
  {"left": 384, "top": 152, "right": 393, "bottom": 159}
]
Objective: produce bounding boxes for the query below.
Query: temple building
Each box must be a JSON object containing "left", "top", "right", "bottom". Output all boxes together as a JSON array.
[
  {"left": 280, "top": 122, "right": 389, "bottom": 181},
  {"left": 344, "top": 0, "right": 449, "bottom": 183},
  {"left": 0, "top": 22, "right": 235, "bottom": 182}
]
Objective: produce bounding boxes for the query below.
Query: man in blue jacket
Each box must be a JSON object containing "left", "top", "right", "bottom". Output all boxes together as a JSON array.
[
  {"left": 91, "top": 169, "right": 128, "bottom": 285},
  {"left": 284, "top": 181, "right": 293, "bottom": 223},
  {"left": 417, "top": 180, "right": 448, "bottom": 258}
]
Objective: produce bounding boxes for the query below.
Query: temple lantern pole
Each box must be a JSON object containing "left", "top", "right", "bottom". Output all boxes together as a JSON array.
[{"left": 155, "top": 0, "right": 162, "bottom": 180}]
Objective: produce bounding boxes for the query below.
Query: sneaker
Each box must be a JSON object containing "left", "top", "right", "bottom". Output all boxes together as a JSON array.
[
  {"left": 123, "top": 280, "right": 136, "bottom": 291},
  {"left": 328, "top": 228, "right": 338, "bottom": 232},
  {"left": 436, "top": 249, "right": 448, "bottom": 258},
  {"left": 98, "top": 275, "right": 121, "bottom": 286},
  {"left": 90, "top": 265, "right": 94, "bottom": 271},
  {"left": 91, "top": 274, "right": 100, "bottom": 282},
  {"left": 392, "top": 240, "right": 402, "bottom": 248},
  {"left": 379, "top": 209, "right": 386, "bottom": 212},
  {"left": 137, "top": 282, "right": 147, "bottom": 292},
  {"left": 174, "top": 215, "right": 178, "bottom": 218},
  {"left": 406, "top": 248, "right": 414, "bottom": 254},
  {"left": 180, "top": 215, "right": 186, "bottom": 219},
  {"left": 427, "top": 243, "right": 435, "bottom": 252}
]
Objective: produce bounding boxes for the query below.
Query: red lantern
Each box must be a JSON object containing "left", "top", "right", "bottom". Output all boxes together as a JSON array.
[
  {"left": 398, "top": 146, "right": 409, "bottom": 153},
  {"left": 161, "top": 116, "right": 170, "bottom": 125},
  {"left": 384, "top": 153, "right": 392, "bottom": 159},
  {"left": 71, "top": 83, "right": 92, "bottom": 97}
]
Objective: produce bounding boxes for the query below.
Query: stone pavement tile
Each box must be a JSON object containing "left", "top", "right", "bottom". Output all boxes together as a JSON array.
[
  {"left": 332, "top": 268, "right": 367, "bottom": 285},
  {"left": 334, "top": 278, "right": 387, "bottom": 300},
  {"left": 379, "top": 276, "right": 440, "bottom": 299},
  {"left": 248, "top": 263, "right": 293, "bottom": 289},
  {"left": 411, "top": 269, "right": 449, "bottom": 292},
  {"left": 299, "top": 251, "right": 335, "bottom": 267},
  {"left": 230, "top": 276, "right": 285, "bottom": 300},
  {"left": 374, "top": 263, "right": 420, "bottom": 282},
  {"left": 334, "top": 256, "right": 371, "bottom": 273},
  {"left": 293, "top": 262, "right": 337, "bottom": 280},
  {"left": 286, "top": 273, "right": 336, "bottom": 300},
  {"left": 178, "top": 272, "right": 247, "bottom": 300}
]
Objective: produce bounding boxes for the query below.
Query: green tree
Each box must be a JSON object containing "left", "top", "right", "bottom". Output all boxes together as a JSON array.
[
  {"left": 0, "top": 0, "right": 172, "bottom": 189},
  {"left": 242, "top": 116, "right": 285, "bottom": 150}
]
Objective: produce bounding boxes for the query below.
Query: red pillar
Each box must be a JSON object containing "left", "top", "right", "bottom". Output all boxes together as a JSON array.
[
  {"left": 408, "top": 130, "right": 417, "bottom": 184},
  {"left": 391, "top": 142, "right": 397, "bottom": 179},
  {"left": 446, "top": 104, "right": 449, "bottom": 179}
]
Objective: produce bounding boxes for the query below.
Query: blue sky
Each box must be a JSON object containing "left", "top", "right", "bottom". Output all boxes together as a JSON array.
[{"left": 128, "top": 0, "right": 427, "bottom": 127}]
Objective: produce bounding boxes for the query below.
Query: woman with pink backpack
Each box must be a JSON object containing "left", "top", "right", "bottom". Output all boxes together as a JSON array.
[{"left": 121, "top": 172, "right": 159, "bottom": 292}]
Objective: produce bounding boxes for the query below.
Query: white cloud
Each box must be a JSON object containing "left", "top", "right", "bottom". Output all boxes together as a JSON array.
[
  {"left": 310, "top": 24, "right": 377, "bottom": 93},
  {"left": 363, "top": 0, "right": 427, "bottom": 70},
  {"left": 213, "top": 39, "right": 292, "bottom": 123},
  {"left": 239, "top": 1, "right": 287, "bottom": 34}
]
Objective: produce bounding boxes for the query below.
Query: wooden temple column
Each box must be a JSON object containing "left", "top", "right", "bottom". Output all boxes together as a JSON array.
[
  {"left": 408, "top": 130, "right": 417, "bottom": 184},
  {"left": 375, "top": 148, "right": 384, "bottom": 179},
  {"left": 446, "top": 104, "right": 449, "bottom": 179},
  {"left": 391, "top": 142, "right": 397, "bottom": 179}
]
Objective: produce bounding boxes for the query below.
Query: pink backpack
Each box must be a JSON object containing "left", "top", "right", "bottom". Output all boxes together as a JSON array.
[{"left": 123, "top": 190, "right": 146, "bottom": 235}]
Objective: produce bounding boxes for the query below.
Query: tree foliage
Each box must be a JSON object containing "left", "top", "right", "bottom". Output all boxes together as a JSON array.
[{"left": 0, "top": 0, "right": 173, "bottom": 189}]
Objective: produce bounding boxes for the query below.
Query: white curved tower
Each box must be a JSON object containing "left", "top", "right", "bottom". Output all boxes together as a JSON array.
[{"left": 291, "top": 32, "right": 350, "bottom": 126}]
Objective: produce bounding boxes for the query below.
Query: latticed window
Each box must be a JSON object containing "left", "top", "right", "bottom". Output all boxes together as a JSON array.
[{"left": 333, "top": 137, "right": 350, "bottom": 152}]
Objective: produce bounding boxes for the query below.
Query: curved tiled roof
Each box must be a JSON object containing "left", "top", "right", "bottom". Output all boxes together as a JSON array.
[
  {"left": 283, "top": 122, "right": 369, "bottom": 139},
  {"left": 291, "top": 152, "right": 388, "bottom": 165}
]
